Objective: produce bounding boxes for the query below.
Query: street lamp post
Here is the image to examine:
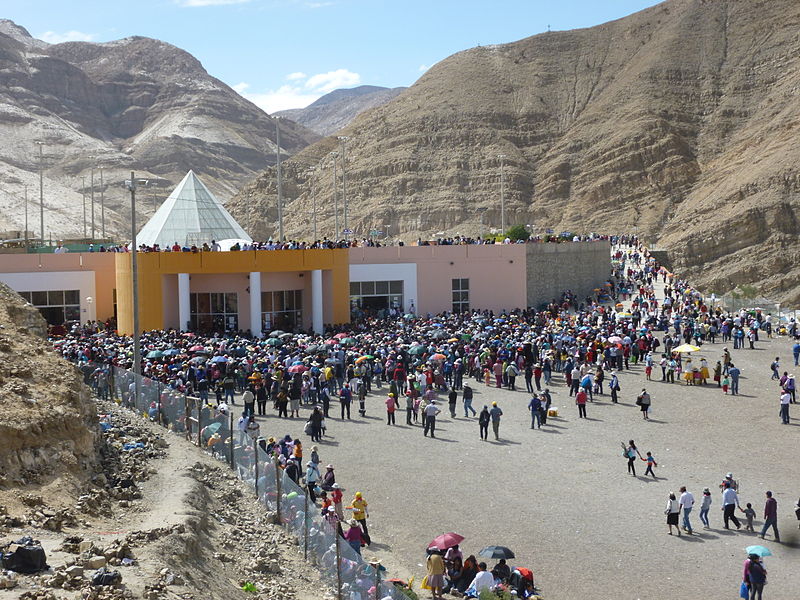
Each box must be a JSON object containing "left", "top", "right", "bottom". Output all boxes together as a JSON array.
[
  {"left": 126, "top": 172, "right": 143, "bottom": 408},
  {"left": 498, "top": 154, "right": 507, "bottom": 234},
  {"left": 477, "top": 207, "right": 488, "bottom": 240},
  {"left": 338, "top": 136, "right": 349, "bottom": 240},
  {"left": 23, "top": 186, "right": 28, "bottom": 250},
  {"left": 81, "top": 176, "right": 87, "bottom": 239},
  {"left": 34, "top": 141, "right": 44, "bottom": 245},
  {"left": 90, "top": 165, "right": 95, "bottom": 241},
  {"left": 384, "top": 224, "right": 391, "bottom": 242},
  {"left": 275, "top": 117, "right": 284, "bottom": 242},
  {"left": 100, "top": 166, "right": 105, "bottom": 239},
  {"left": 308, "top": 166, "right": 317, "bottom": 241},
  {"left": 330, "top": 151, "right": 339, "bottom": 239}
]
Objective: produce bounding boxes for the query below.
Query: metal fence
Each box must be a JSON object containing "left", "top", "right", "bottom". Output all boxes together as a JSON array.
[{"left": 78, "top": 360, "right": 408, "bottom": 600}]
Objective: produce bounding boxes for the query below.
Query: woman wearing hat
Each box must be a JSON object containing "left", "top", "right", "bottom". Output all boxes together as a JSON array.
[
  {"left": 699, "top": 488, "right": 712, "bottom": 529},
  {"left": 344, "top": 519, "right": 365, "bottom": 556},
  {"left": 665, "top": 491, "right": 681, "bottom": 536},
  {"left": 386, "top": 392, "right": 398, "bottom": 425},
  {"left": 347, "top": 492, "right": 370, "bottom": 545}
]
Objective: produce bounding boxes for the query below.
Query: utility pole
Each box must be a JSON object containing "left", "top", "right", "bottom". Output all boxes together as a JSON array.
[
  {"left": 81, "top": 176, "right": 87, "bottom": 239},
  {"left": 309, "top": 166, "right": 317, "bottom": 241},
  {"left": 100, "top": 167, "right": 105, "bottom": 239},
  {"left": 90, "top": 165, "right": 95, "bottom": 241},
  {"left": 127, "top": 172, "right": 142, "bottom": 409},
  {"left": 275, "top": 117, "right": 283, "bottom": 242},
  {"left": 338, "top": 136, "right": 349, "bottom": 240},
  {"left": 24, "top": 186, "right": 28, "bottom": 249},
  {"left": 498, "top": 154, "right": 507, "bottom": 234},
  {"left": 35, "top": 141, "right": 44, "bottom": 245},
  {"left": 331, "top": 152, "right": 339, "bottom": 239}
]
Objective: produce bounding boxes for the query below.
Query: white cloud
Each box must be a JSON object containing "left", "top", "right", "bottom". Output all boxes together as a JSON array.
[
  {"left": 304, "top": 69, "right": 360, "bottom": 93},
  {"left": 175, "top": 0, "right": 251, "bottom": 6},
  {"left": 305, "top": 1, "right": 334, "bottom": 7},
  {"left": 233, "top": 68, "right": 361, "bottom": 113},
  {"left": 38, "top": 30, "right": 96, "bottom": 44},
  {"left": 418, "top": 64, "right": 430, "bottom": 72}
]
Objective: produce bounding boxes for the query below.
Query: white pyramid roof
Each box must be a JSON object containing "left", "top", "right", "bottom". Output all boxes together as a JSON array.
[{"left": 137, "top": 170, "right": 251, "bottom": 248}]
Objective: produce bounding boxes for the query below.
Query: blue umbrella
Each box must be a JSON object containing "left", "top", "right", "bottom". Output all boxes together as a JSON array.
[
  {"left": 211, "top": 355, "right": 228, "bottom": 363},
  {"left": 163, "top": 349, "right": 180, "bottom": 356},
  {"left": 745, "top": 545, "right": 772, "bottom": 557}
]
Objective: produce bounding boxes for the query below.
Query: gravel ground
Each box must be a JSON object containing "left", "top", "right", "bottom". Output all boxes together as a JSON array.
[{"left": 248, "top": 306, "right": 800, "bottom": 599}]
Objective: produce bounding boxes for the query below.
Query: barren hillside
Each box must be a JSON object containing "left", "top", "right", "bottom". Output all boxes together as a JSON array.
[
  {"left": 229, "top": 0, "right": 800, "bottom": 303},
  {"left": 0, "top": 20, "right": 318, "bottom": 241}
]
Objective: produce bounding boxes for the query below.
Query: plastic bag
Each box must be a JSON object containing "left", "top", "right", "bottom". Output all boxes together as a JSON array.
[
  {"left": 739, "top": 581, "right": 749, "bottom": 599},
  {"left": 420, "top": 575, "right": 431, "bottom": 590}
]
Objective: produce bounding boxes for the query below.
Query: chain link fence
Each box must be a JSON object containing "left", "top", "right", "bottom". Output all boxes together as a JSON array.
[{"left": 74, "top": 359, "right": 410, "bottom": 600}]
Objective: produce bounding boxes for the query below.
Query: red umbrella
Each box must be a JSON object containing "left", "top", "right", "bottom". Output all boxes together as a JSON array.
[
  {"left": 428, "top": 532, "right": 464, "bottom": 550},
  {"left": 288, "top": 365, "right": 308, "bottom": 374},
  {"left": 334, "top": 333, "right": 348, "bottom": 339},
  {"left": 189, "top": 345, "right": 205, "bottom": 352},
  {"left": 516, "top": 567, "right": 533, "bottom": 582}
]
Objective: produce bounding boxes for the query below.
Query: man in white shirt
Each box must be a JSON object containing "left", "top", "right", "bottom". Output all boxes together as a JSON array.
[
  {"left": 679, "top": 486, "right": 695, "bottom": 535},
  {"left": 722, "top": 482, "right": 742, "bottom": 529},
  {"left": 469, "top": 562, "right": 494, "bottom": 594},
  {"left": 780, "top": 390, "right": 791, "bottom": 424}
]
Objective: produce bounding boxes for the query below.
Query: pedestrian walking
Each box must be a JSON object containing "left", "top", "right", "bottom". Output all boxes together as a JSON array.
[
  {"left": 665, "top": 492, "right": 681, "bottom": 536},
  {"left": 462, "top": 384, "right": 476, "bottom": 417},
  {"left": 699, "top": 488, "right": 712, "bottom": 529},
  {"left": 385, "top": 393, "right": 397, "bottom": 425},
  {"left": 478, "top": 405, "right": 490, "bottom": 441},
  {"left": 744, "top": 554, "right": 767, "bottom": 600},
  {"left": 576, "top": 388, "right": 588, "bottom": 418},
  {"left": 759, "top": 491, "right": 780, "bottom": 542},
  {"left": 424, "top": 400, "right": 441, "bottom": 437},
  {"left": 528, "top": 394, "right": 542, "bottom": 429},
  {"left": 623, "top": 440, "right": 642, "bottom": 476},
  {"left": 448, "top": 387, "right": 458, "bottom": 418},
  {"left": 679, "top": 486, "right": 694, "bottom": 535},
  {"left": 609, "top": 371, "right": 620, "bottom": 403},
  {"left": 636, "top": 388, "right": 651, "bottom": 420},
  {"left": 489, "top": 401, "right": 503, "bottom": 440},
  {"left": 722, "top": 481, "right": 742, "bottom": 529},
  {"left": 642, "top": 451, "right": 657, "bottom": 478},
  {"left": 346, "top": 492, "right": 371, "bottom": 545},
  {"left": 780, "top": 389, "right": 791, "bottom": 424}
]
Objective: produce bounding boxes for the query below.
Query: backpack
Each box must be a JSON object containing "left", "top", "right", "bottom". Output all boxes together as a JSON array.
[{"left": 1, "top": 538, "right": 48, "bottom": 574}]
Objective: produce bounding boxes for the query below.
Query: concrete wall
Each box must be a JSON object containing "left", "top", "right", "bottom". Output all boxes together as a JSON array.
[{"left": 525, "top": 241, "right": 611, "bottom": 307}]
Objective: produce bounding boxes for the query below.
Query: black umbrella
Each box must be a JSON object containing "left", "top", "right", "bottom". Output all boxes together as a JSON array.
[{"left": 478, "top": 546, "right": 515, "bottom": 559}]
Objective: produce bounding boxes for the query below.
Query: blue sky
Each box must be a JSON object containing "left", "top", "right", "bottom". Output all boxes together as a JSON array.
[{"left": 4, "top": 0, "right": 662, "bottom": 113}]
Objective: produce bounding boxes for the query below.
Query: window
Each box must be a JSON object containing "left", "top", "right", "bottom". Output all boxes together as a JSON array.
[
  {"left": 19, "top": 289, "right": 81, "bottom": 325},
  {"left": 349, "top": 280, "right": 404, "bottom": 317},
  {"left": 261, "top": 290, "right": 303, "bottom": 333},
  {"left": 452, "top": 278, "right": 469, "bottom": 313},
  {"left": 190, "top": 292, "right": 239, "bottom": 332}
]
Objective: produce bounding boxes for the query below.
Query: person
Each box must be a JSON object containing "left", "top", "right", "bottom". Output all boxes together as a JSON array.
[
  {"left": 699, "top": 488, "right": 712, "bottom": 529},
  {"left": 385, "top": 392, "right": 397, "bottom": 425},
  {"left": 478, "top": 405, "right": 490, "bottom": 441},
  {"left": 424, "top": 400, "right": 441, "bottom": 437},
  {"left": 780, "top": 389, "right": 791, "bottom": 424},
  {"left": 448, "top": 387, "right": 458, "bottom": 418},
  {"left": 331, "top": 483, "right": 344, "bottom": 520},
  {"left": 344, "top": 519, "right": 365, "bottom": 556},
  {"left": 743, "top": 503, "right": 756, "bottom": 532},
  {"left": 665, "top": 492, "right": 681, "bottom": 536},
  {"left": 305, "top": 461, "right": 320, "bottom": 502},
  {"left": 489, "top": 401, "right": 503, "bottom": 440},
  {"left": 728, "top": 363, "right": 741, "bottom": 395},
  {"left": 722, "top": 481, "right": 742, "bottom": 530},
  {"left": 321, "top": 464, "right": 336, "bottom": 490},
  {"left": 636, "top": 388, "right": 651, "bottom": 420},
  {"left": 642, "top": 451, "right": 657, "bottom": 478},
  {"left": 347, "top": 491, "right": 370, "bottom": 544},
  {"left": 609, "top": 371, "right": 620, "bottom": 403},
  {"left": 528, "top": 394, "right": 542, "bottom": 429},
  {"left": 575, "top": 387, "right": 587, "bottom": 418},
  {"left": 625, "top": 440, "right": 641, "bottom": 476},
  {"left": 720, "top": 472, "right": 739, "bottom": 492},
  {"left": 771, "top": 357, "right": 780, "bottom": 380},
  {"left": 339, "top": 384, "right": 352, "bottom": 419},
  {"left": 760, "top": 491, "right": 780, "bottom": 542},
  {"left": 745, "top": 554, "right": 767, "bottom": 600},
  {"left": 491, "top": 558, "right": 511, "bottom": 583},
  {"left": 467, "top": 561, "right": 494, "bottom": 596},
  {"left": 462, "top": 384, "right": 476, "bottom": 417},
  {"left": 426, "top": 549, "right": 446, "bottom": 600},
  {"left": 679, "top": 486, "right": 694, "bottom": 535}
]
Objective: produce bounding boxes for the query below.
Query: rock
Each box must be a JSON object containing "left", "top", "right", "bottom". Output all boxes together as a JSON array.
[
  {"left": 85, "top": 556, "right": 107, "bottom": 569},
  {"left": 65, "top": 565, "right": 84, "bottom": 577},
  {"left": 0, "top": 573, "right": 17, "bottom": 589},
  {"left": 79, "top": 541, "right": 95, "bottom": 553}
]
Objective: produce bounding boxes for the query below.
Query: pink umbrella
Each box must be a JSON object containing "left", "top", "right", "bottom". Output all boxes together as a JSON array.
[
  {"left": 288, "top": 365, "right": 308, "bottom": 374},
  {"left": 428, "top": 532, "right": 465, "bottom": 550},
  {"left": 334, "top": 333, "right": 348, "bottom": 339},
  {"left": 189, "top": 345, "right": 205, "bottom": 352}
]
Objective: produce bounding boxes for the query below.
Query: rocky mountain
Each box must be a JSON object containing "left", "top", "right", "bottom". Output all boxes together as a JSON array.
[
  {"left": 0, "top": 20, "right": 319, "bottom": 241},
  {"left": 228, "top": 0, "right": 800, "bottom": 304},
  {"left": 275, "top": 85, "right": 406, "bottom": 136}
]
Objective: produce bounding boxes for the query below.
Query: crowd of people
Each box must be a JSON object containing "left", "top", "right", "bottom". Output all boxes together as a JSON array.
[{"left": 56, "top": 233, "right": 800, "bottom": 599}]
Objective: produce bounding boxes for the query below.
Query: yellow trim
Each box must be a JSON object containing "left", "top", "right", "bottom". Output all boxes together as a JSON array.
[{"left": 115, "top": 249, "right": 350, "bottom": 334}]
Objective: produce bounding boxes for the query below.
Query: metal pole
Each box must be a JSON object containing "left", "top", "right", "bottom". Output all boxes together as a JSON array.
[
  {"left": 303, "top": 483, "right": 309, "bottom": 560},
  {"left": 338, "top": 137, "right": 349, "bottom": 241},
  {"left": 498, "top": 154, "right": 506, "bottom": 233},
  {"left": 90, "top": 166, "right": 95, "bottom": 241},
  {"left": 254, "top": 440, "right": 260, "bottom": 499},
  {"left": 335, "top": 534, "right": 342, "bottom": 600},
  {"left": 81, "top": 176, "right": 87, "bottom": 239},
  {"left": 373, "top": 562, "right": 380, "bottom": 600},
  {"left": 197, "top": 398, "right": 202, "bottom": 448},
  {"left": 130, "top": 171, "right": 142, "bottom": 413},
  {"left": 275, "top": 453, "right": 282, "bottom": 524},
  {"left": 229, "top": 409, "right": 234, "bottom": 470},
  {"left": 275, "top": 118, "right": 283, "bottom": 242},
  {"left": 36, "top": 141, "right": 44, "bottom": 245},
  {"left": 331, "top": 152, "right": 339, "bottom": 239},
  {"left": 310, "top": 167, "right": 317, "bottom": 241},
  {"left": 100, "top": 167, "right": 105, "bottom": 240},
  {"left": 23, "top": 186, "right": 28, "bottom": 250}
]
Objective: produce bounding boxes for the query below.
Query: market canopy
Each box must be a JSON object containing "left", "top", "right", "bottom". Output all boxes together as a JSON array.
[{"left": 136, "top": 170, "right": 251, "bottom": 248}]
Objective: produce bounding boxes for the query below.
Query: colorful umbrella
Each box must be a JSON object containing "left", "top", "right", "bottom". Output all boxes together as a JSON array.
[
  {"left": 334, "top": 333, "right": 348, "bottom": 339},
  {"left": 288, "top": 365, "right": 308, "bottom": 374},
  {"left": 431, "top": 353, "right": 446, "bottom": 361},
  {"left": 266, "top": 338, "right": 283, "bottom": 347},
  {"left": 428, "top": 532, "right": 465, "bottom": 550},
  {"left": 745, "top": 545, "right": 772, "bottom": 557},
  {"left": 673, "top": 343, "right": 701, "bottom": 353},
  {"left": 189, "top": 345, "right": 205, "bottom": 352},
  {"left": 341, "top": 337, "right": 357, "bottom": 345}
]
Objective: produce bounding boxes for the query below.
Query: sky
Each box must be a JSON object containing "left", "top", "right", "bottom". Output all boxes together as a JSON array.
[{"left": 4, "top": 0, "right": 663, "bottom": 113}]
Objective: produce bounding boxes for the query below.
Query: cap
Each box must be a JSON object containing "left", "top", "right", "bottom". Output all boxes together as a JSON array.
[
  {"left": 727, "top": 472, "right": 733, "bottom": 478},
  {"left": 326, "top": 464, "right": 334, "bottom": 469},
  {"left": 492, "top": 401, "right": 497, "bottom": 406},
  {"left": 355, "top": 491, "right": 362, "bottom": 498}
]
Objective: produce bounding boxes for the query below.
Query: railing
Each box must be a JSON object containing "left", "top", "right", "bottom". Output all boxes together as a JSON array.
[{"left": 79, "top": 361, "right": 408, "bottom": 600}]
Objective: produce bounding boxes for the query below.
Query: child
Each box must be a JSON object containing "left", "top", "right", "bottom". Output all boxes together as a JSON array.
[
  {"left": 721, "top": 375, "right": 730, "bottom": 394},
  {"left": 645, "top": 364, "right": 653, "bottom": 381},
  {"left": 642, "top": 451, "right": 658, "bottom": 479},
  {"left": 743, "top": 503, "right": 756, "bottom": 531}
]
